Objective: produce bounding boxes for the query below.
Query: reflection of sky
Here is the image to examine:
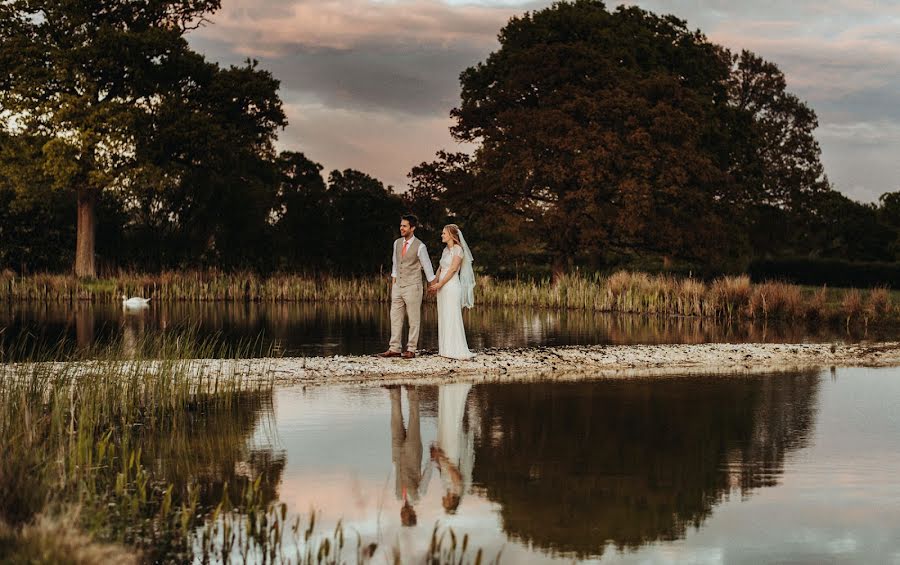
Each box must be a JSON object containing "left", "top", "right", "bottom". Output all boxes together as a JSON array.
[
  {"left": 265, "top": 368, "right": 900, "bottom": 564},
  {"left": 265, "top": 386, "right": 562, "bottom": 563}
]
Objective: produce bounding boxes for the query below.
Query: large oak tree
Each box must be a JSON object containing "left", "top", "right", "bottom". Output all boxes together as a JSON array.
[
  {"left": 0, "top": 0, "right": 206, "bottom": 276},
  {"left": 413, "top": 0, "right": 833, "bottom": 275}
]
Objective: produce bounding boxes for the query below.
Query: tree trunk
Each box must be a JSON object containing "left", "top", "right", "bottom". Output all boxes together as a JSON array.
[{"left": 74, "top": 189, "right": 97, "bottom": 278}]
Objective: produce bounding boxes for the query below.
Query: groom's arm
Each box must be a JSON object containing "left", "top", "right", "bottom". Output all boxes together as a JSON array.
[
  {"left": 390, "top": 240, "right": 398, "bottom": 284},
  {"left": 418, "top": 244, "right": 436, "bottom": 283}
]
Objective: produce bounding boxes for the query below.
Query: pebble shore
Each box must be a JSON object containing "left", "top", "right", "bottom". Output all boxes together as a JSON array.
[
  {"left": 255, "top": 341, "right": 900, "bottom": 387},
  {"left": 8, "top": 342, "right": 898, "bottom": 388}
]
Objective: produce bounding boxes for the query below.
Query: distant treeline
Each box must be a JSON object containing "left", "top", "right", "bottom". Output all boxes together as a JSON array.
[
  {"left": 749, "top": 258, "right": 900, "bottom": 289},
  {"left": 1, "top": 1, "right": 898, "bottom": 284}
]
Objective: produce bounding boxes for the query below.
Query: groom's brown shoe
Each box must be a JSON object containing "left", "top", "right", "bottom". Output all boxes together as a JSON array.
[
  {"left": 377, "top": 350, "right": 402, "bottom": 358},
  {"left": 401, "top": 351, "right": 416, "bottom": 359}
]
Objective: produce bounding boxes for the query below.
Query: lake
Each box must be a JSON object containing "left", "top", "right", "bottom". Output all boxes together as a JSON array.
[
  {"left": 145, "top": 367, "right": 899, "bottom": 564},
  {"left": 0, "top": 301, "right": 880, "bottom": 360},
  {"left": 2, "top": 302, "right": 898, "bottom": 563}
]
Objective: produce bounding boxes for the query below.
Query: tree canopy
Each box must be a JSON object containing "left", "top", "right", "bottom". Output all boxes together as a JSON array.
[
  {"left": 0, "top": 0, "right": 284, "bottom": 275},
  {"left": 1, "top": 0, "right": 897, "bottom": 280},
  {"left": 412, "top": 0, "right": 859, "bottom": 276}
]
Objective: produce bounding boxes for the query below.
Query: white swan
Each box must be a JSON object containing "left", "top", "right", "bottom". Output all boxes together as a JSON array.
[{"left": 121, "top": 294, "right": 151, "bottom": 308}]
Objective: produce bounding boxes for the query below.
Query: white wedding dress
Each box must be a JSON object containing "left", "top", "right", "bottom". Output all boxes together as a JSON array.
[{"left": 437, "top": 246, "right": 475, "bottom": 359}]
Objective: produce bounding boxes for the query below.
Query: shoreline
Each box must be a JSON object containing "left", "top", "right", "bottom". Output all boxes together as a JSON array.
[
  {"left": 6, "top": 342, "right": 899, "bottom": 388},
  {"left": 249, "top": 341, "right": 900, "bottom": 387}
]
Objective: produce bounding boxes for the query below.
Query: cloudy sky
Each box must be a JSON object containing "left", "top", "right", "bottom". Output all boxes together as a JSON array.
[{"left": 190, "top": 0, "right": 900, "bottom": 203}]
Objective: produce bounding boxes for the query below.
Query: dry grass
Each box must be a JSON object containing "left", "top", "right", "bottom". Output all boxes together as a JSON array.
[
  {"left": 711, "top": 275, "right": 752, "bottom": 319},
  {"left": 0, "top": 514, "right": 138, "bottom": 565},
  {"left": 804, "top": 286, "right": 829, "bottom": 321},
  {"left": 0, "top": 271, "right": 391, "bottom": 304},
  {"left": 747, "top": 282, "right": 804, "bottom": 320},
  {"left": 866, "top": 287, "right": 892, "bottom": 322},
  {"left": 842, "top": 289, "right": 864, "bottom": 326}
]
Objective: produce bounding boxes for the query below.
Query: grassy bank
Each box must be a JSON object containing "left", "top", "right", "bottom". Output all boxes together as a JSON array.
[
  {"left": 0, "top": 333, "right": 280, "bottom": 563},
  {"left": 1, "top": 270, "right": 897, "bottom": 324}
]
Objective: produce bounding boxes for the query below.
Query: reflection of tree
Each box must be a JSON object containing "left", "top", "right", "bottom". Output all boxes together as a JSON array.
[
  {"left": 73, "top": 303, "right": 94, "bottom": 349},
  {"left": 471, "top": 372, "right": 820, "bottom": 558},
  {"left": 140, "top": 392, "right": 285, "bottom": 511}
]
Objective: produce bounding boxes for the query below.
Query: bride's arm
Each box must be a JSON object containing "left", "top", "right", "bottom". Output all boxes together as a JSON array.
[
  {"left": 428, "top": 266, "right": 442, "bottom": 293},
  {"left": 433, "top": 255, "right": 463, "bottom": 290}
]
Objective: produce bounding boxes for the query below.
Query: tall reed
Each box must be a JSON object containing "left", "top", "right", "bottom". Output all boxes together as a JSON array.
[
  {"left": 866, "top": 287, "right": 892, "bottom": 323},
  {"left": 841, "top": 289, "right": 864, "bottom": 328},
  {"left": 0, "top": 332, "right": 271, "bottom": 562}
]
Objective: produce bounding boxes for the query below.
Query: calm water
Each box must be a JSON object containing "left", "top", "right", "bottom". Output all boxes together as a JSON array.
[
  {"left": 154, "top": 367, "right": 900, "bottom": 564},
  {"left": 0, "top": 301, "right": 879, "bottom": 359}
]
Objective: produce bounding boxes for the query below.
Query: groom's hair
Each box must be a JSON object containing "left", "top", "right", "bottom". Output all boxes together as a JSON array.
[{"left": 401, "top": 214, "right": 418, "bottom": 228}]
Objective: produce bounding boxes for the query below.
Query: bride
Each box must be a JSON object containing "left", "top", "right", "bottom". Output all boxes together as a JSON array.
[{"left": 428, "top": 224, "right": 475, "bottom": 359}]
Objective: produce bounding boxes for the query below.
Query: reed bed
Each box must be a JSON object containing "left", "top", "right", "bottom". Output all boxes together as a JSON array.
[
  {"left": 2, "top": 269, "right": 896, "bottom": 323},
  {"left": 0, "top": 332, "right": 277, "bottom": 562},
  {"left": 478, "top": 271, "right": 898, "bottom": 323},
  {"left": 0, "top": 270, "right": 393, "bottom": 304}
]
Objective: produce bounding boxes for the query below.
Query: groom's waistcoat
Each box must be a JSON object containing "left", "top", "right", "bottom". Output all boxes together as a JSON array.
[{"left": 395, "top": 238, "right": 424, "bottom": 288}]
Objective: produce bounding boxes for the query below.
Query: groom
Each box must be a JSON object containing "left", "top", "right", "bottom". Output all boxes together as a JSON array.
[{"left": 377, "top": 214, "right": 436, "bottom": 359}]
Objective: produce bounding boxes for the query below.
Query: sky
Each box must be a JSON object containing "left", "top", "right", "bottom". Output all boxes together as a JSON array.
[{"left": 189, "top": 0, "right": 900, "bottom": 203}]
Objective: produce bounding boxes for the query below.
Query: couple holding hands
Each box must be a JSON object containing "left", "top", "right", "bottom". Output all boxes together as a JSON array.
[{"left": 377, "top": 215, "right": 475, "bottom": 360}]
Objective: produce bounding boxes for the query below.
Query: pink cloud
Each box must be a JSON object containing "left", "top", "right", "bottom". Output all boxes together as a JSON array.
[{"left": 197, "top": 0, "right": 517, "bottom": 55}]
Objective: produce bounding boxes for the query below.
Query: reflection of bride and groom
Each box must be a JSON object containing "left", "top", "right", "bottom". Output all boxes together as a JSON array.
[
  {"left": 377, "top": 215, "right": 476, "bottom": 360},
  {"left": 390, "top": 383, "right": 474, "bottom": 527}
]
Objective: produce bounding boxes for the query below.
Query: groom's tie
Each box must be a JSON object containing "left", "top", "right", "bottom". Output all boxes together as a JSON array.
[{"left": 402, "top": 240, "right": 409, "bottom": 257}]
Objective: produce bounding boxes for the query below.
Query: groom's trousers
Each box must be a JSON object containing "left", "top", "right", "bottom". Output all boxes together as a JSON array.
[{"left": 389, "top": 283, "right": 423, "bottom": 353}]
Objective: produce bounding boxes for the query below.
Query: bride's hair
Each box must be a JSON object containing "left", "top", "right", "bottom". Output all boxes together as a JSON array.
[{"left": 443, "top": 224, "right": 461, "bottom": 246}]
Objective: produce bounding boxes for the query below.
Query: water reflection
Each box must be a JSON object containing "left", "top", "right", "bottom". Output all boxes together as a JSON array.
[
  {"left": 469, "top": 374, "right": 820, "bottom": 558},
  {"left": 66, "top": 368, "right": 900, "bottom": 563},
  {"left": 73, "top": 302, "right": 94, "bottom": 349},
  {"left": 141, "top": 391, "right": 285, "bottom": 514},
  {"left": 432, "top": 384, "right": 474, "bottom": 516},
  {"left": 0, "top": 301, "right": 883, "bottom": 360},
  {"left": 389, "top": 386, "right": 431, "bottom": 527}
]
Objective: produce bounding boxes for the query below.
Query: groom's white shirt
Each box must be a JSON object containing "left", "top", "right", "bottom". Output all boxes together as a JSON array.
[{"left": 391, "top": 236, "right": 436, "bottom": 282}]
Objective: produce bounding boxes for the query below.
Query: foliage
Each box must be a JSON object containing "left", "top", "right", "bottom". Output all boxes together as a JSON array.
[
  {"left": 0, "top": 0, "right": 285, "bottom": 275},
  {"left": 411, "top": 0, "right": 890, "bottom": 276},
  {"left": 1, "top": 0, "right": 899, "bottom": 280},
  {"left": 749, "top": 257, "right": 900, "bottom": 288},
  {"left": 127, "top": 58, "right": 286, "bottom": 269},
  {"left": 327, "top": 169, "right": 406, "bottom": 274}
]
